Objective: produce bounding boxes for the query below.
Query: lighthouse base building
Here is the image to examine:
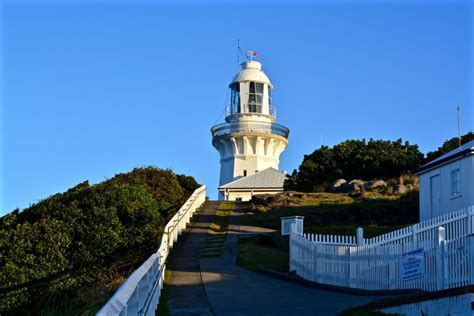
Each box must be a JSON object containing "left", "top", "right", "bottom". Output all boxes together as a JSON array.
[
  {"left": 211, "top": 57, "right": 289, "bottom": 201},
  {"left": 218, "top": 167, "right": 287, "bottom": 201}
]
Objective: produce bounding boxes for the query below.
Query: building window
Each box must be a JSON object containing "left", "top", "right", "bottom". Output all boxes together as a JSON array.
[
  {"left": 248, "top": 82, "right": 263, "bottom": 112},
  {"left": 230, "top": 83, "right": 240, "bottom": 114},
  {"left": 451, "top": 169, "right": 461, "bottom": 196},
  {"left": 268, "top": 87, "right": 272, "bottom": 107},
  {"left": 243, "top": 170, "right": 247, "bottom": 177}
]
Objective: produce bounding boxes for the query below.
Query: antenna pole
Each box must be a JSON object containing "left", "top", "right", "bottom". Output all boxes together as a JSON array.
[
  {"left": 237, "top": 39, "right": 240, "bottom": 70},
  {"left": 457, "top": 105, "right": 462, "bottom": 149}
]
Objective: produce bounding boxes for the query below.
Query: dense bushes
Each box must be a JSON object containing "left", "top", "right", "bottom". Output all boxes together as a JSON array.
[
  {"left": 0, "top": 166, "right": 199, "bottom": 314},
  {"left": 304, "top": 191, "right": 419, "bottom": 227},
  {"left": 425, "top": 132, "right": 474, "bottom": 161},
  {"left": 285, "top": 139, "right": 424, "bottom": 192}
]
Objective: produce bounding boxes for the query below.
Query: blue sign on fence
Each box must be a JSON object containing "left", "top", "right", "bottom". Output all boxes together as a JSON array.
[{"left": 400, "top": 248, "right": 424, "bottom": 281}]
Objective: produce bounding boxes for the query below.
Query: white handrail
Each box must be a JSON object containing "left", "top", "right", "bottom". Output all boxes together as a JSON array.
[{"left": 97, "top": 185, "right": 207, "bottom": 316}]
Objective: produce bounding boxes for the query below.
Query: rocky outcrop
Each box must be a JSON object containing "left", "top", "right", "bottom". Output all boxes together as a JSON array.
[
  {"left": 328, "top": 179, "right": 347, "bottom": 192},
  {"left": 393, "top": 184, "right": 408, "bottom": 195},
  {"left": 346, "top": 179, "right": 365, "bottom": 192},
  {"left": 251, "top": 194, "right": 274, "bottom": 206},
  {"left": 251, "top": 192, "right": 303, "bottom": 207},
  {"left": 364, "top": 180, "right": 387, "bottom": 191}
]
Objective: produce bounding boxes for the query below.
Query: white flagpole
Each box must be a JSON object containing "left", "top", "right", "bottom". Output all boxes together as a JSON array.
[{"left": 457, "top": 105, "right": 461, "bottom": 149}]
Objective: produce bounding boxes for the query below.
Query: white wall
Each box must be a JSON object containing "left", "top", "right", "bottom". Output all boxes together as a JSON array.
[
  {"left": 219, "top": 189, "right": 283, "bottom": 201},
  {"left": 215, "top": 134, "right": 286, "bottom": 186},
  {"left": 419, "top": 155, "right": 474, "bottom": 221}
]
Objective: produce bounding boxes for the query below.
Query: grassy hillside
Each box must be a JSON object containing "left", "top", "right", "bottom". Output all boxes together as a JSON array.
[
  {"left": 237, "top": 190, "right": 418, "bottom": 273},
  {"left": 0, "top": 167, "right": 199, "bottom": 315},
  {"left": 242, "top": 191, "right": 418, "bottom": 233}
]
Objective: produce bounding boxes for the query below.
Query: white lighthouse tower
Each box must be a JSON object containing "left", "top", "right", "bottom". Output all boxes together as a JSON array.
[{"left": 211, "top": 55, "right": 289, "bottom": 201}]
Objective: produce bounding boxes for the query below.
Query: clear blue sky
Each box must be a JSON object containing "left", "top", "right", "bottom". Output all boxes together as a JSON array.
[{"left": 1, "top": 0, "right": 472, "bottom": 215}]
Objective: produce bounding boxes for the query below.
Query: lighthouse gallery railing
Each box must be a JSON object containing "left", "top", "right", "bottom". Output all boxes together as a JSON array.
[
  {"left": 211, "top": 121, "right": 289, "bottom": 139},
  {"left": 96, "top": 185, "right": 206, "bottom": 316}
]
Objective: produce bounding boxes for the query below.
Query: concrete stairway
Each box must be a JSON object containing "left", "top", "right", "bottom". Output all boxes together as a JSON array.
[{"left": 167, "top": 201, "right": 220, "bottom": 315}]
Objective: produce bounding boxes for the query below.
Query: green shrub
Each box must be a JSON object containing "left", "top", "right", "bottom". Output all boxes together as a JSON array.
[
  {"left": 425, "top": 132, "right": 474, "bottom": 162},
  {"left": 0, "top": 166, "right": 197, "bottom": 314},
  {"left": 285, "top": 139, "right": 424, "bottom": 192}
]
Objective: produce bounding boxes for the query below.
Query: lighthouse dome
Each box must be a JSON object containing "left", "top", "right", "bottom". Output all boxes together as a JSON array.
[{"left": 232, "top": 61, "right": 272, "bottom": 88}]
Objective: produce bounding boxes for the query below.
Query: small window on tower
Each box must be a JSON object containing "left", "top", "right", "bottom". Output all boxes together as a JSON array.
[
  {"left": 243, "top": 170, "right": 247, "bottom": 177},
  {"left": 268, "top": 87, "right": 272, "bottom": 107},
  {"left": 248, "top": 82, "right": 263, "bottom": 112},
  {"left": 230, "top": 83, "right": 240, "bottom": 114}
]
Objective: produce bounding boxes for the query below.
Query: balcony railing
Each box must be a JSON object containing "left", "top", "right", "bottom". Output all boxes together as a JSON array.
[
  {"left": 226, "top": 104, "right": 277, "bottom": 118},
  {"left": 211, "top": 121, "right": 289, "bottom": 139}
]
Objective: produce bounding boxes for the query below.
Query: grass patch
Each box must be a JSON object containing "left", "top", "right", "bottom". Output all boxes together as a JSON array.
[
  {"left": 200, "top": 202, "right": 234, "bottom": 258},
  {"left": 240, "top": 192, "right": 418, "bottom": 233},
  {"left": 208, "top": 201, "right": 233, "bottom": 235},
  {"left": 236, "top": 191, "right": 417, "bottom": 274},
  {"left": 236, "top": 235, "right": 288, "bottom": 273}
]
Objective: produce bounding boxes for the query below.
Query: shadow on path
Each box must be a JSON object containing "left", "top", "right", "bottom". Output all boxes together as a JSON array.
[
  {"left": 166, "top": 201, "right": 219, "bottom": 316},
  {"left": 167, "top": 201, "right": 382, "bottom": 316}
]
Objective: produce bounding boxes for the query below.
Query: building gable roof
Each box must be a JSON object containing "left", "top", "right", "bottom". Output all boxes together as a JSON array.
[
  {"left": 219, "top": 167, "right": 287, "bottom": 190},
  {"left": 417, "top": 140, "right": 474, "bottom": 174}
]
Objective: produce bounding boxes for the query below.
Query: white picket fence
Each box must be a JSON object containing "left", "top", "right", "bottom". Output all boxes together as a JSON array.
[
  {"left": 97, "top": 185, "right": 207, "bottom": 316},
  {"left": 290, "top": 205, "right": 474, "bottom": 292}
]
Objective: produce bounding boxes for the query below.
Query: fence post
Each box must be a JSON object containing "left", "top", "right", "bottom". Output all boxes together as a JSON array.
[
  {"left": 412, "top": 226, "right": 418, "bottom": 247},
  {"left": 289, "top": 224, "right": 294, "bottom": 272},
  {"left": 356, "top": 227, "right": 364, "bottom": 246},
  {"left": 345, "top": 247, "right": 352, "bottom": 288},
  {"left": 469, "top": 234, "right": 474, "bottom": 285},
  {"left": 137, "top": 277, "right": 148, "bottom": 315},
  {"left": 467, "top": 206, "right": 474, "bottom": 235},
  {"left": 388, "top": 245, "right": 395, "bottom": 290},
  {"left": 436, "top": 226, "right": 446, "bottom": 290},
  {"left": 127, "top": 288, "right": 139, "bottom": 315}
]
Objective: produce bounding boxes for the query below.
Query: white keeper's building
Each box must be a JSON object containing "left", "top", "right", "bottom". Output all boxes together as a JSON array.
[
  {"left": 417, "top": 140, "right": 474, "bottom": 221},
  {"left": 211, "top": 58, "right": 289, "bottom": 201}
]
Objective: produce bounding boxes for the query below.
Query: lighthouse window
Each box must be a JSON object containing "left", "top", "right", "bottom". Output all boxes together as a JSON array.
[
  {"left": 248, "top": 82, "right": 264, "bottom": 113},
  {"left": 230, "top": 83, "right": 240, "bottom": 114},
  {"left": 268, "top": 88, "right": 272, "bottom": 106}
]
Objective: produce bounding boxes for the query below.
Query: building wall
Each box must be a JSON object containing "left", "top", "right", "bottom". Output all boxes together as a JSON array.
[
  {"left": 219, "top": 159, "right": 235, "bottom": 187},
  {"left": 378, "top": 293, "right": 474, "bottom": 316},
  {"left": 419, "top": 155, "right": 474, "bottom": 221},
  {"left": 215, "top": 133, "right": 287, "bottom": 186},
  {"left": 219, "top": 189, "right": 283, "bottom": 201}
]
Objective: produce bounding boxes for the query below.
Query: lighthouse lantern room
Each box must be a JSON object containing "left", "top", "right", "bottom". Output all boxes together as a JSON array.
[{"left": 211, "top": 55, "right": 290, "bottom": 201}]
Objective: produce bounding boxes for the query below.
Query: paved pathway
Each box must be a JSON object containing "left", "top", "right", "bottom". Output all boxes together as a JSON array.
[
  {"left": 167, "top": 201, "right": 382, "bottom": 316},
  {"left": 167, "top": 201, "right": 219, "bottom": 315}
]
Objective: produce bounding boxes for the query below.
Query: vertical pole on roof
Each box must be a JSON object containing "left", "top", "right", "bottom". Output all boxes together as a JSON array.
[
  {"left": 237, "top": 39, "right": 240, "bottom": 70},
  {"left": 457, "top": 105, "right": 462, "bottom": 149}
]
